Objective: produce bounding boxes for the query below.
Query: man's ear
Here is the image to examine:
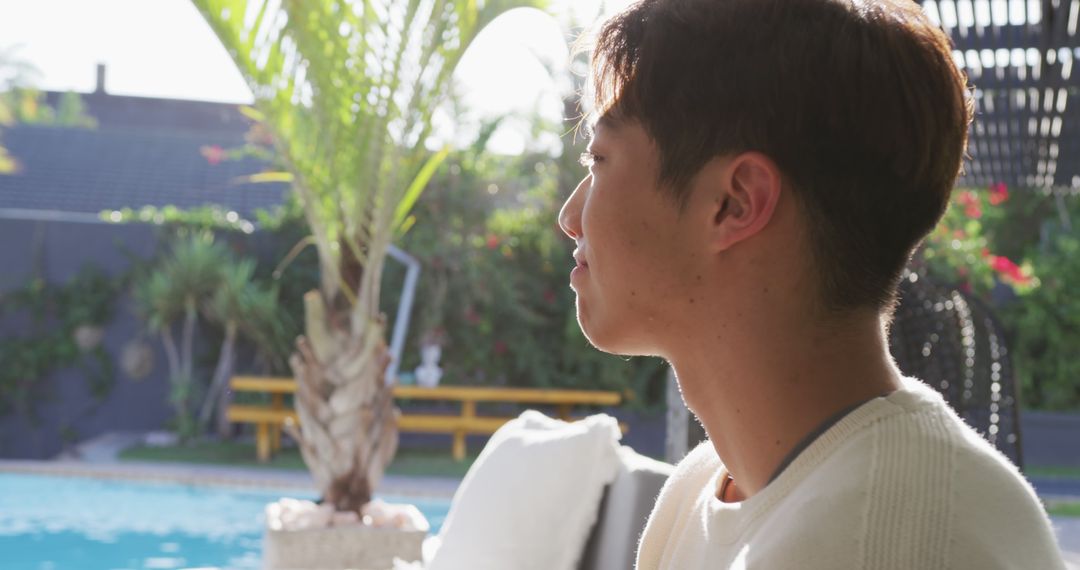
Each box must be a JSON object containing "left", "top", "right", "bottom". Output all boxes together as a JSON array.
[{"left": 706, "top": 152, "right": 783, "bottom": 252}]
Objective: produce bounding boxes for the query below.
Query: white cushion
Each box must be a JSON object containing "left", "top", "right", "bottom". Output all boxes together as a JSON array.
[{"left": 425, "top": 410, "right": 622, "bottom": 570}]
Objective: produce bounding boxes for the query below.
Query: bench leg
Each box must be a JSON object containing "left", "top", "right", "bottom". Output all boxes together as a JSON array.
[
  {"left": 271, "top": 394, "right": 284, "bottom": 452},
  {"left": 271, "top": 423, "right": 282, "bottom": 452},
  {"left": 556, "top": 403, "right": 572, "bottom": 421},
  {"left": 453, "top": 431, "right": 466, "bottom": 462},
  {"left": 256, "top": 423, "right": 271, "bottom": 463},
  {"left": 454, "top": 400, "right": 476, "bottom": 462}
]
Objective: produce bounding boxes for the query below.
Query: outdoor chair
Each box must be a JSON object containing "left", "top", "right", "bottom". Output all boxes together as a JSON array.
[
  {"left": 418, "top": 411, "right": 672, "bottom": 570},
  {"left": 578, "top": 447, "right": 673, "bottom": 570},
  {"left": 889, "top": 270, "right": 1024, "bottom": 466}
]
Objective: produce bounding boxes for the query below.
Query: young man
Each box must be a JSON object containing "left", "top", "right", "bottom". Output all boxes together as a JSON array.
[{"left": 558, "top": 0, "right": 1065, "bottom": 567}]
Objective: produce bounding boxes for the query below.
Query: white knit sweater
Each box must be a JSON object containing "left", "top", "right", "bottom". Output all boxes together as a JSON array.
[{"left": 636, "top": 378, "right": 1065, "bottom": 569}]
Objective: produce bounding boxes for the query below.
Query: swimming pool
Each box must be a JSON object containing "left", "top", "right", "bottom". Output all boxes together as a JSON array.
[{"left": 0, "top": 473, "right": 450, "bottom": 570}]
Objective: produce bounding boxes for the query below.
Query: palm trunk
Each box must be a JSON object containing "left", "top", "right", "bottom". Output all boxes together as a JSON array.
[
  {"left": 160, "top": 325, "right": 181, "bottom": 381},
  {"left": 199, "top": 320, "right": 237, "bottom": 436},
  {"left": 180, "top": 296, "right": 197, "bottom": 383},
  {"left": 286, "top": 290, "right": 399, "bottom": 513}
]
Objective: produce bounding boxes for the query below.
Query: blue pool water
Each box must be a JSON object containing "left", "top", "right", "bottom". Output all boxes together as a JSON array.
[{"left": 0, "top": 473, "right": 450, "bottom": 570}]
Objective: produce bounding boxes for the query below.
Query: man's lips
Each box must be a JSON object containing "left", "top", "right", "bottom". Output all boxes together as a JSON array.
[
  {"left": 570, "top": 249, "right": 588, "bottom": 288},
  {"left": 572, "top": 248, "right": 588, "bottom": 268}
]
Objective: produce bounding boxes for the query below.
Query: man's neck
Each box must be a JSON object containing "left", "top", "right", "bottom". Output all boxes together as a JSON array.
[{"left": 669, "top": 309, "right": 901, "bottom": 500}]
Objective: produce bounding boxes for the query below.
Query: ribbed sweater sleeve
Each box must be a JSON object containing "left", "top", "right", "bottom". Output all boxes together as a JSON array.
[{"left": 861, "top": 409, "right": 955, "bottom": 568}]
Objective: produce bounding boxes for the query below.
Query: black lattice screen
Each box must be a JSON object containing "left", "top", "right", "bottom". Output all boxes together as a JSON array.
[{"left": 919, "top": 0, "right": 1080, "bottom": 193}]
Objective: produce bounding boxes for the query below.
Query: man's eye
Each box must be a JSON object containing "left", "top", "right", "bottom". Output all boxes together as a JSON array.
[{"left": 578, "top": 151, "right": 602, "bottom": 168}]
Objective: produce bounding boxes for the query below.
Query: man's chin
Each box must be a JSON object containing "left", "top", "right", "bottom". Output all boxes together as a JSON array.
[{"left": 577, "top": 308, "right": 651, "bottom": 357}]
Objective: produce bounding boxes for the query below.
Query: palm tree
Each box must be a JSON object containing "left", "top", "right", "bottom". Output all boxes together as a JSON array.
[
  {"left": 133, "top": 232, "right": 230, "bottom": 440},
  {"left": 191, "top": 0, "right": 545, "bottom": 513},
  {"left": 199, "top": 258, "right": 290, "bottom": 436}
]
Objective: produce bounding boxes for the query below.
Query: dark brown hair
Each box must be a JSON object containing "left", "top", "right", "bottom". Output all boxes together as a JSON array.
[{"left": 589, "top": 0, "right": 973, "bottom": 313}]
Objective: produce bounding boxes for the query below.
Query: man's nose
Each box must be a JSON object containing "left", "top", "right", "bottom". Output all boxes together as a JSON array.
[{"left": 558, "top": 175, "right": 590, "bottom": 240}]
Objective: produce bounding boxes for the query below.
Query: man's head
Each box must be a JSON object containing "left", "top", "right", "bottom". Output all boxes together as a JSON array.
[{"left": 559, "top": 0, "right": 971, "bottom": 353}]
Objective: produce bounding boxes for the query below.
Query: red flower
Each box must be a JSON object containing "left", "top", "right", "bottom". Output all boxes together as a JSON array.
[
  {"left": 486, "top": 234, "right": 500, "bottom": 250},
  {"left": 493, "top": 340, "right": 508, "bottom": 355},
  {"left": 200, "top": 145, "right": 226, "bottom": 165},
  {"left": 989, "top": 255, "right": 1032, "bottom": 285},
  {"left": 543, "top": 289, "right": 556, "bottom": 304},
  {"left": 964, "top": 204, "right": 983, "bottom": 219},
  {"left": 989, "top": 182, "right": 1009, "bottom": 206},
  {"left": 952, "top": 229, "right": 966, "bottom": 239},
  {"left": 989, "top": 255, "right": 1016, "bottom": 274}
]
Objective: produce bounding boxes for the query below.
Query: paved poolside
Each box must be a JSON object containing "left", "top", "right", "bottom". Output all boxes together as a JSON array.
[{"left": 0, "top": 458, "right": 460, "bottom": 500}]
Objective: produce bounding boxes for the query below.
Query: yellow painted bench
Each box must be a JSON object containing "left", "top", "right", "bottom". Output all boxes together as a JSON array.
[{"left": 226, "top": 376, "right": 624, "bottom": 462}]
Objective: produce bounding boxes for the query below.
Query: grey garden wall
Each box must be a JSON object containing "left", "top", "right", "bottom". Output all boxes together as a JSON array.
[
  {"left": 1021, "top": 411, "right": 1080, "bottom": 467},
  {"left": 2, "top": 215, "right": 1072, "bottom": 465},
  {"left": 0, "top": 217, "right": 174, "bottom": 459}
]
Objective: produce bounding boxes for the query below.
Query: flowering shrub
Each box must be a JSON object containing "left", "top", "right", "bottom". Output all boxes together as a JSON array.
[
  {"left": 1004, "top": 228, "right": 1080, "bottom": 409},
  {"left": 919, "top": 184, "right": 1080, "bottom": 410},
  {"left": 918, "top": 184, "right": 1037, "bottom": 298},
  {"left": 383, "top": 150, "right": 668, "bottom": 408}
]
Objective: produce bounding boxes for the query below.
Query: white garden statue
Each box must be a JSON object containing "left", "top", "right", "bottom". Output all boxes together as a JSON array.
[{"left": 415, "top": 343, "right": 443, "bottom": 389}]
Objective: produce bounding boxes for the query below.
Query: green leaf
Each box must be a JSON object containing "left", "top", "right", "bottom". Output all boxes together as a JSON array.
[
  {"left": 397, "top": 214, "right": 417, "bottom": 236},
  {"left": 231, "top": 171, "right": 295, "bottom": 184},
  {"left": 238, "top": 104, "right": 265, "bottom": 122},
  {"left": 394, "top": 145, "right": 451, "bottom": 232}
]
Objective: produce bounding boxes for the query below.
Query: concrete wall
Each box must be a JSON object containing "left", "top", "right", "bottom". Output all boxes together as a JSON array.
[{"left": 0, "top": 217, "right": 174, "bottom": 459}]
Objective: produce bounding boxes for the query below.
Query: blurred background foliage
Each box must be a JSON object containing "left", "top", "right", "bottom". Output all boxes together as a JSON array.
[
  {"left": 919, "top": 184, "right": 1079, "bottom": 410},
  {"left": 3, "top": 39, "right": 1073, "bottom": 417},
  {"left": 106, "top": 117, "right": 668, "bottom": 415},
  {"left": 386, "top": 133, "right": 667, "bottom": 409},
  {"left": 106, "top": 142, "right": 1078, "bottom": 415}
]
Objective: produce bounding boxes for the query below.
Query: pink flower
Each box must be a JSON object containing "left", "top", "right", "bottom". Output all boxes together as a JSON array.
[
  {"left": 956, "top": 190, "right": 982, "bottom": 218},
  {"left": 486, "top": 234, "right": 500, "bottom": 250},
  {"left": 543, "top": 289, "right": 557, "bottom": 305},
  {"left": 493, "top": 340, "right": 507, "bottom": 355},
  {"left": 200, "top": 145, "right": 226, "bottom": 165},
  {"left": 989, "top": 182, "right": 1009, "bottom": 206}
]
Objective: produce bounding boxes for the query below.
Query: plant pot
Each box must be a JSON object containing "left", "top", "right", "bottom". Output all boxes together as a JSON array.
[
  {"left": 73, "top": 324, "right": 105, "bottom": 352},
  {"left": 263, "top": 524, "right": 426, "bottom": 570}
]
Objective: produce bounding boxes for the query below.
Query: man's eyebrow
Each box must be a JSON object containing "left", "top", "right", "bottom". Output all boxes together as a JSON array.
[
  {"left": 585, "top": 113, "right": 620, "bottom": 140},
  {"left": 582, "top": 119, "right": 596, "bottom": 140}
]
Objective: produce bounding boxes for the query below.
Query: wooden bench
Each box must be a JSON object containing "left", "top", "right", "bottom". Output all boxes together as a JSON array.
[{"left": 227, "top": 376, "right": 624, "bottom": 462}]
